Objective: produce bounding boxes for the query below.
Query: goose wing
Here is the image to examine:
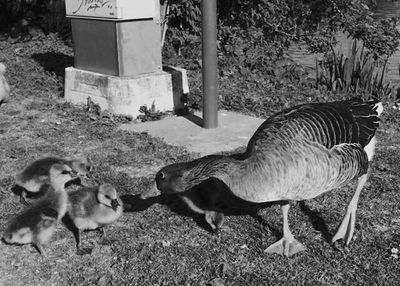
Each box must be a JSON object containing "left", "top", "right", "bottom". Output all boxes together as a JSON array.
[
  {"left": 247, "top": 99, "right": 381, "bottom": 152},
  {"left": 227, "top": 99, "right": 380, "bottom": 202}
]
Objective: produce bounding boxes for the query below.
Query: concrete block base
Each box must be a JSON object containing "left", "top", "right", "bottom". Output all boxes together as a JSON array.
[{"left": 64, "top": 67, "right": 174, "bottom": 118}]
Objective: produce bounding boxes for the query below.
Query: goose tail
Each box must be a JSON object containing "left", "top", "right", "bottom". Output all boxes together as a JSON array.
[{"left": 373, "top": 101, "right": 383, "bottom": 117}]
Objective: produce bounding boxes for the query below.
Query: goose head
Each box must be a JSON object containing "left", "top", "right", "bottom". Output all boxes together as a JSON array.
[
  {"left": 97, "top": 184, "right": 121, "bottom": 211},
  {"left": 141, "top": 156, "right": 224, "bottom": 200}
]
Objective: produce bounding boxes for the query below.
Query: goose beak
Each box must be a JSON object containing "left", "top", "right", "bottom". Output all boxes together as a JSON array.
[
  {"left": 140, "top": 183, "right": 160, "bottom": 200},
  {"left": 111, "top": 199, "right": 120, "bottom": 211}
]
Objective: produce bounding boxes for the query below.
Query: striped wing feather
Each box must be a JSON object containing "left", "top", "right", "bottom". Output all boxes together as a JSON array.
[
  {"left": 224, "top": 99, "right": 380, "bottom": 202},
  {"left": 248, "top": 99, "right": 380, "bottom": 151}
]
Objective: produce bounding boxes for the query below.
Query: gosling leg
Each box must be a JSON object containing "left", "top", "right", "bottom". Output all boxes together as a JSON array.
[
  {"left": 205, "top": 211, "right": 224, "bottom": 231},
  {"left": 20, "top": 191, "right": 30, "bottom": 205},
  {"left": 75, "top": 229, "right": 92, "bottom": 255},
  {"left": 34, "top": 243, "right": 48, "bottom": 258}
]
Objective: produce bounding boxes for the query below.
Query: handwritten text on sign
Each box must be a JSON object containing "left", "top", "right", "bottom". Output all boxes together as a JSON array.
[
  {"left": 65, "top": 0, "right": 156, "bottom": 20},
  {"left": 67, "top": 0, "right": 117, "bottom": 18}
]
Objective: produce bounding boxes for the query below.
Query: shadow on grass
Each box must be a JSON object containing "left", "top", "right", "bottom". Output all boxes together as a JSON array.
[
  {"left": 298, "top": 200, "right": 332, "bottom": 242},
  {"left": 121, "top": 194, "right": 161, "bottom": 212},
  {"left": 31, "top": 52, "right": 73, "bottom": 80},
  {"left": 124, "top": 178, "right": 283, "bottom": 236},
  {"left": 11, "top": 184, "right": 24, "bottom": 198},
  {"left": 11, "top": 178, "right": 84, "bottom": 204}
]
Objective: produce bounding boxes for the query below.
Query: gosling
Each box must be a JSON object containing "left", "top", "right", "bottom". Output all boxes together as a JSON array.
[
  {"left": 67, "top": 184, "right": 123, "bottom": 255},
  {"left": 0, "top": 62, "right": 10, "bottom": 105},
  {"left": 2, "top": 163, "right": 76, "bottom": 257},
  {"left": 15, "top": 156, "right": 91, "bottom": 204}
]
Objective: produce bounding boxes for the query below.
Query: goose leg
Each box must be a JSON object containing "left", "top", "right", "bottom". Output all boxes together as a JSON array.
[
  {"left": 332, "top": 173, "right": 367, "bottom": 245},
  {"left": 264, "top": 203, "right": 306, "bottom": 257}
]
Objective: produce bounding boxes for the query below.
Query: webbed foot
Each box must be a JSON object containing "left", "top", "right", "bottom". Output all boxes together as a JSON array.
[
  {"left": 264, "top": 237, "right": 307, "bottom": 257},
  {"left": 332, "top": 208, "right": 356, "bottom": 245}
]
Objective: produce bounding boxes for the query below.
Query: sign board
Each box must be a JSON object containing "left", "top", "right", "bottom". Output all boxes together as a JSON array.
[{"left": 65, "top": 0, "right": 155, "bottom": 20}]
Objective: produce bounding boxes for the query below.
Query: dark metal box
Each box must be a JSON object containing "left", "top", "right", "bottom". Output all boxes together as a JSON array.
[{"left": 71, "top": 18, "right": 161, "bottom": 77}]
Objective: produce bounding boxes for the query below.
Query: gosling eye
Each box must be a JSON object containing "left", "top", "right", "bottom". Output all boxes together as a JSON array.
[
  {"left": 61, "top": 170, "right": 71, "bottom": 175},
  {"left": 105, "top": 195, "right": 110, "bottom": 199}
]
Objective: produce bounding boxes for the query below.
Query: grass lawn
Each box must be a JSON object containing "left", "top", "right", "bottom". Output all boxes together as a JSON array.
[{"left": 0, "top": 35, "right": 400, "bottom": 286}]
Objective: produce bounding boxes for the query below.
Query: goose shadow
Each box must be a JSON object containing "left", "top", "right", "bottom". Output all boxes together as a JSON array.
[
  {"left": 120, "top": 193, "right": 161, "bottom": 212},
  {"left": 126, "top": 177, "right": 282, "bottom": 236},
  {"left": 298, "top": 200, "right": 332, "bottom": 243}
]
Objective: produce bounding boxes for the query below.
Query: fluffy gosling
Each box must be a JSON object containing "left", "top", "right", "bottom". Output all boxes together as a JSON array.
[
  {"left": 15, "top": 156, "right": 91, "bottom": 204},
  {"left": 2, "top": 163, "right": 76, "bottom": 257},
  {"left": 0, "top": 62, "right": 10, "bottom": 105},
  {"left": 67, "top": 183, "right": 123, "bottom": 255}
]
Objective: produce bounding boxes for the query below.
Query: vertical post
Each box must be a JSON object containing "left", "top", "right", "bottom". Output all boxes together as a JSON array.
[{"left": 201, "top": 0, "right": 218, "bottom": 129}]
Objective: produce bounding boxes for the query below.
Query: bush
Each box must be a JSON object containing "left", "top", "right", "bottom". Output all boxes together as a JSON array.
[
  {"left": 0, "top": 0, "right": 69, "bottom": 38},
  {"left": 165, "top": 1, "right": 400, "bottom": 70},
  {"left": 316, "top": 41, "right": 393, "bottom": 99}
]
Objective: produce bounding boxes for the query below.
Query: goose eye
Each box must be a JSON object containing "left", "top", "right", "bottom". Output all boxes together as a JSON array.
[{"left": 159, "top": 172, "right": 165, "bottom": 180}]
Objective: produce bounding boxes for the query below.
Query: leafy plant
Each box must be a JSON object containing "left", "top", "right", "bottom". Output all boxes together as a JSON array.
[
  {"left": 137, "top": 101, "right": 172, "bottom": 122},
  {"left": 316, "top": 41, "right": 392, "bottom": 99}
]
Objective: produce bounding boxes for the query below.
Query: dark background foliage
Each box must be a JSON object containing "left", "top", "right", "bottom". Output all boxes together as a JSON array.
[{"left": 1, "top": 0, "right": 399, "bottom": 109}]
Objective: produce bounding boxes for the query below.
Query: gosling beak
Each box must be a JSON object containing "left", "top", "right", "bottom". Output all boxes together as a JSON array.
[
  {"left": 111, "top": 199, "right": 120, "bottom": 211},
  {"left": 140, "top": 182, "right": 161, "bottom": 200},
  {"left": 70, "top": 170, "right": 78, "bottom": 179}
]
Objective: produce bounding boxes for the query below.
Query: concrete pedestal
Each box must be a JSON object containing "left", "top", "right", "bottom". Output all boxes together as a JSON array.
[{"left": 64, "top": 67, "right": 174, "bottom": 117}]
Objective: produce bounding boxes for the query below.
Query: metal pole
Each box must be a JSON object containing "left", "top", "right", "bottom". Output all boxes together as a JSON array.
[{"left": 201, "top": 0, "right": 218, "bottom": 129}]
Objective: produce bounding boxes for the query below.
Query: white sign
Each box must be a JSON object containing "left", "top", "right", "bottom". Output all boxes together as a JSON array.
[{"left": 65, "top": 0, "right": 156, "bottom": 20}]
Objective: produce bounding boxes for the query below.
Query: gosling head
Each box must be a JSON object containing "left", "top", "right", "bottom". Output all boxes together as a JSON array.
[
  {"left": 97, "top": 184, "right": 120, "bottom": 211},
  {"left": 49, "top": 163, "right": 77, "bottom": 189},
  {"left": 70, "top": 157, "right": 92, "bottom": 175}
]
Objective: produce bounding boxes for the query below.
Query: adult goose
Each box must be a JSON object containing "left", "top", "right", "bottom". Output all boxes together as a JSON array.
[{"left": 141, "top": 98, "right": 382, "bottom": 257}]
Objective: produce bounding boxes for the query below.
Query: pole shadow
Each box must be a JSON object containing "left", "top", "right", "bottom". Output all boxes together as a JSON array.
[{"left": 182, "top": 113, "right": 203, "bottom": 127}]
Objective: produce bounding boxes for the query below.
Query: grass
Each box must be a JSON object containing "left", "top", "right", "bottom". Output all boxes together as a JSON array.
[{"left": 1, "top": 35, "right": 400, "bottom": 286}]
